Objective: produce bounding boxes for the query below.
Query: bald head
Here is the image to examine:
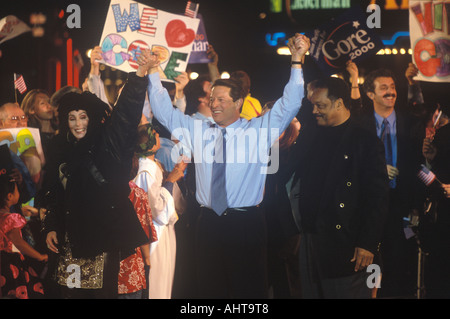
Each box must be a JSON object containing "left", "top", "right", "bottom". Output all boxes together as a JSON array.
[{"left": 0, "top": 102, "right": 28, "bottom": 128}]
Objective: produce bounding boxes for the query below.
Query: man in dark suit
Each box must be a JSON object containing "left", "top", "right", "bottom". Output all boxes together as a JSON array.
[
  {"left": 360, "top": 69, "right": 424, "bottom": 298},
  {"left": 287, "top": 77, "right": 389, "bottom": 298}
]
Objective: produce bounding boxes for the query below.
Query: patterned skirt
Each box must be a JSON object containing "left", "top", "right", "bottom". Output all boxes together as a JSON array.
[{"left": 0, "top": 251, "right": 45, "bottom": 299}]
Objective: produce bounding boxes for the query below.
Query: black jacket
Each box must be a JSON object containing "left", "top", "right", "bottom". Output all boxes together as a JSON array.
[
  {"left": 287, "top": 118, "right": 389, "bottom": 278},
  {"left": 355, "top": 106, "right": 424, "bottom": 215},
  {"left": 41, "top": 73, "right": 149, "bottom": 258}
]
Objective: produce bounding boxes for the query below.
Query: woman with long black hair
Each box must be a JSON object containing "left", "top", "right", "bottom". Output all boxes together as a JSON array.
[{"left": 40, "top": 50, "right": 157, "bottom": 299}]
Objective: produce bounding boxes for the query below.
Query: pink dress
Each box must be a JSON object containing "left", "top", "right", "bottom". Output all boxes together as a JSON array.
[{"left": 0, "top": 212, "right": 44, "bottom": 299}]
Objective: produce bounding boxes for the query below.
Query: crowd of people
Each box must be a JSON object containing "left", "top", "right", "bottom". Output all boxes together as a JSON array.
[{"left": 0, "top": 31, "right": 449, "bottom": 299}]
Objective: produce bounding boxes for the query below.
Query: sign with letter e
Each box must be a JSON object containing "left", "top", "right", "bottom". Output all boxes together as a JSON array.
[{"left": 99, "top": 0, "right": 200, "bottom": 82}]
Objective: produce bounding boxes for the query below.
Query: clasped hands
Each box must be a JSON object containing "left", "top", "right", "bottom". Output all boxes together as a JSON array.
[
  {"left": 287, "top": 33, "right": 310, "bottom": 63},
  {"left": 136, "top": 49, "right": 161, "bottom": 77}
]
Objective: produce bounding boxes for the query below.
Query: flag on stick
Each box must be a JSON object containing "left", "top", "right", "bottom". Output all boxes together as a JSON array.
[
  {"left": 185, "top": 1, "right": 199, "bottom": 18},
  {"left": 417, "top": 164, "right": 441, "bottom": 186},
  {"left": 14, "top": 73, "right": 27, "bottom": 94}
]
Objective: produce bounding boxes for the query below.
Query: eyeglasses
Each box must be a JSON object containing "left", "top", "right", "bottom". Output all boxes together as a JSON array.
[{"left": 8, "top": 115, "right": 28, "bottom": 122}]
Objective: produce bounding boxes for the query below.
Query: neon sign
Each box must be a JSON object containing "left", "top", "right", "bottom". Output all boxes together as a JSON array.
[
  {"left": 270, "top": 0, "right": 409, "bottom": 13},
  {"left": 290, "top": 0, "right": 350, "bottom": 10},
  {"left": 265, "top": 31, "right": 410, "bottom": 47}
]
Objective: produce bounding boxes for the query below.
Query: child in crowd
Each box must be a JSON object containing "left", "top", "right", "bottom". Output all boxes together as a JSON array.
[
  {"left": 133, "top": 123, "right": 187, "bottom": 299},
  {"left": 0, "top": 175, "right": 47, "bottom": 299}
]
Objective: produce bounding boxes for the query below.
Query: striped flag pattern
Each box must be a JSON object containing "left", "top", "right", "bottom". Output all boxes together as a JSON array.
[
  {"left": 138, "top": 7, "right": 158, "bottom": 37},
  {"left": 185, "top": 1, "right": 199, "bottom": 18},
  {"left": 127, "top": 40, "right": 150, "bottom": 70},
  {"left": 14, "top": 73, "right": 27, "bottom": 94},
  {"left": 417, "top": 164, "right": 436, "bottom": 186}
]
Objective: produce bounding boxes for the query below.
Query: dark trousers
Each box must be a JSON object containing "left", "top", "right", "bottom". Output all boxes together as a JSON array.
[
  {"left": 299, "top": 233, "right": 372, "bottom": 299},
  {"left": 378, "top": 189, "right": 417, "bottom": 298},
  {"left": 194, "top": 206, "right": 269, "bottom": 299}
]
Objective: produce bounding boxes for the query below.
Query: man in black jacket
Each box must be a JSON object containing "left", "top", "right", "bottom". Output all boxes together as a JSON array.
[
  {"left": 287, "top": 77, "right": 389, "bottom": 298},
  {"left": 360, "top": 69, "right": 424, "bottom": 298}
]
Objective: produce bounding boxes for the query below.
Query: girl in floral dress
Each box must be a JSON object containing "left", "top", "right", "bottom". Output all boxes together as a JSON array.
[{"left": 0, "top": 176, "right": 48, "bottom": 299}]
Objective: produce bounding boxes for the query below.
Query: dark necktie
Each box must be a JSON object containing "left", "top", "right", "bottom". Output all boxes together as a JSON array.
[
  {"left": 211, "top": 127, "right": 227, "bottom": 215},
  {"left": 381, "top": 118, "right": 393, "bottom": 165}
]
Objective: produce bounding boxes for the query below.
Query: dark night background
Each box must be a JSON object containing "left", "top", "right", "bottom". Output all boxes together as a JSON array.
[{"left": 0, "top": 0, "right": 448, "bottom": 110}]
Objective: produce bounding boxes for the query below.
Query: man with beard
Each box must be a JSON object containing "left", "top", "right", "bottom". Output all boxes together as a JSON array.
[{"left": 359, "top": 68, "right": 423, "bottom": 298}]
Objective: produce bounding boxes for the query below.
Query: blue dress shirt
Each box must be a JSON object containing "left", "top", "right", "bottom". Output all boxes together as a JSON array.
[{"left": 147, "top": 68, "right": 304, "bottom": 209}]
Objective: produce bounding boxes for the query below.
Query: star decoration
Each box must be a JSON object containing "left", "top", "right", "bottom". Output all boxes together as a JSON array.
[{"left": 130, "top": 46, "right": 142, "bottom": 61}]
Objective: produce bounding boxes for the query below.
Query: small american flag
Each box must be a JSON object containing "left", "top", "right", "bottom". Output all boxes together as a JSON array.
[
  {"left": 418, "top": 164, "right": 436, "bottom": 186},
  {"left": 14, "top": 73, "right": 27, "bottom": 94},
  {"left": 185, "top": 1, "right": 199, "bottom": 18}
]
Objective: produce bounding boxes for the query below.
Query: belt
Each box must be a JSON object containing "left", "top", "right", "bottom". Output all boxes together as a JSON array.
[{"left": 200, "top": 205, "right": 261, "bottom": 216}]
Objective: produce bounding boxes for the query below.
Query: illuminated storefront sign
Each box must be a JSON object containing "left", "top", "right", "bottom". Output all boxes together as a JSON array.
[
  {"left": 270, "top": 0, "right": 409, "bottom": 13},
  {"left": 265, "top": 31, "right": 410, "bottom": 46},
  {"left": 290, "top": 0, "right": 350, "bottom": 10}
]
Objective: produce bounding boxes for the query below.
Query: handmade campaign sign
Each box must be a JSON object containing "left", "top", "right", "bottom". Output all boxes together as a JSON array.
[
  {"left": 306, "top": 6, "right": 383, "bottom": 76},
  {"left": 0, "top": 127, "right": 45, "bottom": 185},
  {"left": 409, "top": 0, "right": 450, "bottom": 83},
  {"left": 188, "top": 14, "right": 213, "bottom": 64},
  {"left": 99, "top": 0, "right": 200, "bottom": 81}
]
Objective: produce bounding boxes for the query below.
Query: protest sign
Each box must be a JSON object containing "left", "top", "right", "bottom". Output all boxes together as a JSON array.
[
  {"left": 409, "top": 1, "right": 450, "bottom": 83},
  {"left": 306, "top": 6, "right": 383, "bottom": 76},
  {"left": 99, "top": 0, "right": 200, "bottom": 81},
  {"left": 188, "top": 14, "right": 213, "bottom": 64}
]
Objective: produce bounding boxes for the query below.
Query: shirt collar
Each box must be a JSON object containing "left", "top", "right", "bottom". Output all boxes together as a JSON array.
[
  {"left": 374, "top": 110, "right": 396, "bottom": 129},
  {"left": 210, "top": 117, "right": 246, "bottom": 136}
]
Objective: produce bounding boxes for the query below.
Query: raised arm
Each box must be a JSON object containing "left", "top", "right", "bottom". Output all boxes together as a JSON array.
[
  {"left": 86, "top": 46, "right": 109, "bottom": 104},
  {"left": 405, "top": 62, "right": 425, "bottom": 106},
  {"left": 106, "top": 50, "right": 159, "bottom": 158},
  {"left": 146, "top": 59, "right": 196, "bottom": 152},
  {"left": 207, "top": 44, "right": 220, "bottom": 83},
  {"left": 262, "top": 34, "right": 309, "bottom": 145}
]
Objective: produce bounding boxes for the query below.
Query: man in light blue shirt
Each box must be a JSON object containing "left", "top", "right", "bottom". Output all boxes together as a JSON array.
[{"left": 146, "top": 33, "right": 310, "bottom": 298}]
